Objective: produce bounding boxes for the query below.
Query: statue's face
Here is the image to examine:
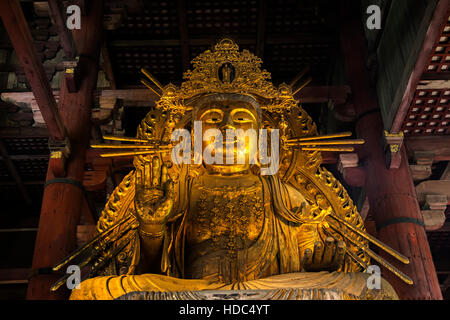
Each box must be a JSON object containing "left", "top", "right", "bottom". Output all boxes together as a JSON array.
[{"left": 195, "top": 100, "right": 259, "bottom": 175}]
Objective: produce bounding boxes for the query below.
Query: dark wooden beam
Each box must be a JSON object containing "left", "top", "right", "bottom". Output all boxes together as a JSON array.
[
  {"left": 0, "top": 139, "right": 32, "bottom": 205},
  {"left": 0, "top": 0, "right": 66, "bottom": 141},
  {"left": 47, "top": 0, "right": 76, "bottom": 59},
  {"left": 405, "top": 135, "right": 450, "bottom": 161},
  {"left": 0, "top": 127, "right": 49, "bottom": 137},
  {"left": 0, "top": 63, "right": 19, "bottom": 72},
  {"left": 255, "top": 0, "right": 267, "bottom": 59},
  {"left": 109, "top": 33, "right": 335, "bottom": 47},
  {"left": 0, "top": 181, "right": 44, "bottom": 186},
  {"left": 421, "top": 72, "right": 450, "bottom": 80},
  {"left": 101, "top": 44, "right": 116, "bottom": 89},
  {"left": 177, "top": 0, "right": 190, "bottom": 72},
  {"left": 102, "top": 86, "right": 350, "bottom": 105},
  {"left": 0, "top": 154, "right": 48, "bottom": 161},
  {"left": 390, "top": 0, "right": 449, "bottom": 132},
  {"left": 321, "top": 152, "right": 339, "bottom": 164},
  {"left": 0, "top": 268, "right": 30, "bottom": 285},
  {"left": 2, "top": 86, "right": 351, "bottom": 110}
]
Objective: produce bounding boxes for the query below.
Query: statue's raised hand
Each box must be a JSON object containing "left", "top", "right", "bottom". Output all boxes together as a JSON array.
[
  {"left": 301, "top": 237, "right": 346, "bottom": 272},
  {"left": 134, "top": 156, "right": 174, "bottom": 228}
]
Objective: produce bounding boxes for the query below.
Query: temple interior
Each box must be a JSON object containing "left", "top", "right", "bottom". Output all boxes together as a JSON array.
[{"left": 0, "top": 0, "right": 449, "bottom": 300}]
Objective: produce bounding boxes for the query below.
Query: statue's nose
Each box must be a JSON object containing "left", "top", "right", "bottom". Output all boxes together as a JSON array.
[{"left": 219, "top": 114, "right": 235, "bottom": 131}]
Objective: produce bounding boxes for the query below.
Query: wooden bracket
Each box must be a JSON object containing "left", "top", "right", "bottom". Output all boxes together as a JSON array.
[
  {"left": 63, "top": 57, "right": 81, "bottom": 93},
  {"left": 48, "top": 137, "right": 71, "bottom": 177},
  {"left": 338, "top": 153, "right": 366, "bottom": 187},
  {"left": 383, "top": 130, "right": 404, "bottom": 169},
  {"left": 83, "top": 158, "right": 112, "bottom": 191},
  {"left": 421, "top": 194, "right": 447, "bottom": 231},
  {"left": 410, "top": 151, "right": 434, "bottom": 181}
]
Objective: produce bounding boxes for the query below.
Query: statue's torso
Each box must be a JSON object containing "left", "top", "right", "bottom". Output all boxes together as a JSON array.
[{"left": 184, "top": 173, "right": 266, "bottom": 280}]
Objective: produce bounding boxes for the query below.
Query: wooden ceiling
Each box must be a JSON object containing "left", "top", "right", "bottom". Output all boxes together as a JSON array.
[
  {"left": 105, "top": 0, "right": 339, "bottom": 87},
  {"left": 401, "top": 12, "right": 450, "bottom": 136}
]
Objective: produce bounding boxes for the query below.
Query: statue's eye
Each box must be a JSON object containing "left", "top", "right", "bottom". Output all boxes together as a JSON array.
[
  {"left": 232, "top": 111, "right": 255, "bottom": 124},
  {"left": 201, "top": 110, "right": 223, "bottom": 124}
]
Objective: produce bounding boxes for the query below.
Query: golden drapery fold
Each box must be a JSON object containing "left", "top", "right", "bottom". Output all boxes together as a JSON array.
[{"left": 70, "top": 271, "right": 398, "bottom": 300}]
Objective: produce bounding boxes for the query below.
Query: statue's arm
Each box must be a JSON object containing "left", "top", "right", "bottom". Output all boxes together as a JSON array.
[
  {"left": 134, "top": 156, "right": 175, "bottom": 273},
  {"left": 282, "top": 183, "right": 346, "bottom": 271},
  {"left": 137, "top": 222, "right": 166, "bottom": 273}
]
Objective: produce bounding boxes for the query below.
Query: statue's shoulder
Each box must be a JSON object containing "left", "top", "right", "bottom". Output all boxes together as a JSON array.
[{"left": 262, "top": 175, "right": 308, "bottom": 211}]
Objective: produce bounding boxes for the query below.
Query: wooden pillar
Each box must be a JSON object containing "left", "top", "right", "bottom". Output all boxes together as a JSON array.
[
  {"left": 26, "top": 0, "right": 104, "bottom": 299},
  {"left": 340, "top": 1, "right": 442, "bottom": 299}
]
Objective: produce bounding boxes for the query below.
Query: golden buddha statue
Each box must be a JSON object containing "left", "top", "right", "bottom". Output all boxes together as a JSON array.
[{"left": 52, "top": 39, "right": 412, "bottom": 300}]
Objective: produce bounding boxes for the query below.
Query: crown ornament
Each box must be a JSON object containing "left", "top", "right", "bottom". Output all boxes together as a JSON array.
[
  {"left": 180, "top": 38, "right": 279, "bottom": 100},
  {"left": 148, "top": 38, "right": 300, "bottom": 115}
]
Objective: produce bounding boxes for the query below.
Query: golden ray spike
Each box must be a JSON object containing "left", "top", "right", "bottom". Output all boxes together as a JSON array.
[
  {"left": 51, "top": 252, "right": 95, "bottom": 291},
  {"left": 292, "top": 76, "right": 312, "bottom": 96},
  {"left": 329, "top": 213, "right": 409, "bottom": 264},
  {"left": 51, "top": 271, "right": 75, "bottom": 292},
  {"left": 345, "top": 249, "right": 369, "bottom": 270},
  {"left": 86, "top": 230, "right": 135, "bottom": 279},
  {"left": 52, "top": 222, "right": 137, "bottom": 292},
  {"left": 299, "top": 147, "right": 355, "bottom": 152},
  {"left": 141, "top": 68, "right": 163, "bottom": 91},
  {"left": 52, "top": 217, "right": 137, "bottom": 292},
  {"left": 327, "top": 220, "right": 413, "bottom": 285},
  {"left": 52, "top": 216, "right": 132, "bottom": 272},
  {"left": 141, "top": 79, "right": 162, "bottom": 97},
  {"left": 289, "top": 65, "right": 310, "bottom": 87},
  {"left": 91, "top": 144, "right": 171, "bottom": 149},
  {"left": 288, "top": 139, "right": 365, "bottom": 146},
  {"left": 322, "top": 228, "right": 368, "bottom": 270},
  {"left": 288, "top": 132, "right": 353, "bottom": 142},
  {"left": 103, "top": 135, "right": 149, "bottom": 143},
  {"left": 100, "top": 150, "right": 170, "bottom": 157}
]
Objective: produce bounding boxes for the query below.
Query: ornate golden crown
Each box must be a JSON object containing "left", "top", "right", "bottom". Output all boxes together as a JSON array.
[
  {"left": 180, "top": 38, "right": 278, "bottom": 99},
  {"left": 142, "top": 38, "right": 298, "bottom": 116}
]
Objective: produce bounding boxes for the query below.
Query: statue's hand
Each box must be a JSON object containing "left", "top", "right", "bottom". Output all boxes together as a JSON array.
[
  {"left": 301, "top": 237, "right": 346, "bottom": 272},
  {"left": 134, "top": 156, "right": 174, "bottom": 227}
]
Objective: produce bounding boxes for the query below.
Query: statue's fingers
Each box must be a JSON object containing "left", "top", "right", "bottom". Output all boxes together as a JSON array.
[
  {"left": 332, "top": 241, "right": 346, "bottom": 267},
  {"left": 160, "top": 164, "right": 168, "bottom": 186},
  {"left": 151, "top": 156, "right": 161, "bottom": 187},
  {"left": 135, "top": 166, "right": 142, "bottom": 187},
  {"left": 322, "top": 237, "right": 335, "bottom": 265},
  {"left": 143, "top": 160, "right": 152, "bottom": 189},
  {"left": 312, "top": 241, "right": 324, "bottom": 265},
  {"left": 155, "top": 187, "right": 175, "bottom": 221},
  {"left": 163, "top": 179, "right": 175, "bottom": 198},
  {"left": 302, "top": 248, "right": 313, "bottom": 269}
]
